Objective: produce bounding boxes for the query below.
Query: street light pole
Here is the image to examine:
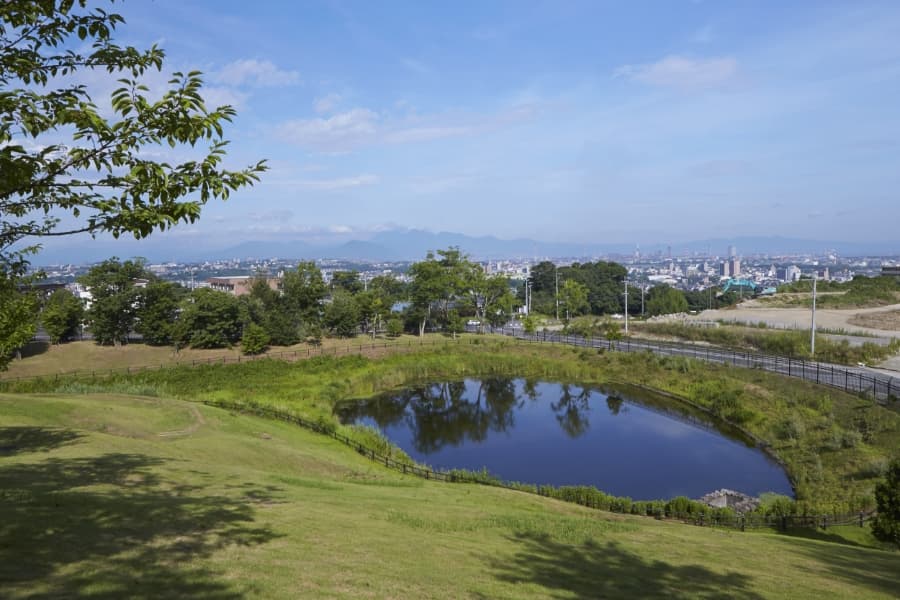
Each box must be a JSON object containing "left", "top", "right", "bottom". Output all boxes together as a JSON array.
[
  {"left": 624, "top": 279, "right": 629, "bottom": 335},
  {"left": 525, "top": 279, "right": 531, "bottom": 316},
  {"left": 555, "top": 265, "right": 560, "bottom": 321},
  {"left": 811, "top": 274, "right": 817, "bottom": 356}
]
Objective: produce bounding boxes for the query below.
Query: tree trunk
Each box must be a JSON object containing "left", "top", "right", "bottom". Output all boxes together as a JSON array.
[{"left": 419, "top": 317, "right": 426, "bottom": 337}]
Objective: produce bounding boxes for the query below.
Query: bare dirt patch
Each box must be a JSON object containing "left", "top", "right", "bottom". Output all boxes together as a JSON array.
[{"left": 848, "top": 310, "right": 900, "bottom": 332}]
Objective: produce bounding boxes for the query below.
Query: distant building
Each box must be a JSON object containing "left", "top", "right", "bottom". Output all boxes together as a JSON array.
[
  {"left": 207, "top": 276, "right": 280, "bottom": 296},
  {"left": 883, "top": 266, "right": 900, "bottom": 280},
  {"left": 720, "top": 261, "right": 731, "bottom": 277},
  {"left": 720, "top": 257, "right": 741, "bottom": 278}
]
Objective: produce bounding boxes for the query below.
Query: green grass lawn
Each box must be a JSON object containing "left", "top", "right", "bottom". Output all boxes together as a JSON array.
[{"left": 1, "top": 392, "right": 898, "bottom": 599}]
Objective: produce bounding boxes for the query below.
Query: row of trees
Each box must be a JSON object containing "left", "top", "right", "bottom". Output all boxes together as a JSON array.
[
  {"left": 29, "top": 249, "right": 518, "bottom": 354},
  {"left": 12, "top": 250, "right": 745, "bottom": 363},
  {"left": 525, "top": 260, "right": 738, "bottom": 321}
]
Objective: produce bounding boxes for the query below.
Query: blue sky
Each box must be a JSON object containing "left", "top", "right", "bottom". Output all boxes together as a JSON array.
[{"left": 37, "top": 1, "right": 900, "bottom": 255}]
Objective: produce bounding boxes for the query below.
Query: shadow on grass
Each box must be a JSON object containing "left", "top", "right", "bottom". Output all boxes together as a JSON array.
[
  {"left": 18, "top": 340, "right": 50, "bottom": 360},
  {"left": 784, "top": 536, "right": 900, "bottom": 598},
  {"left": 0, "top": 453, "right": 282, "bottom": 599},
  {"left": 0, "top": 427, "right": 83, "bottom": 456},
  {"left": 487, "top": 532, "right": 764, "bottom": 599},
  {"left": 779, "top": 526, "right": 879, "bottom": 550}
]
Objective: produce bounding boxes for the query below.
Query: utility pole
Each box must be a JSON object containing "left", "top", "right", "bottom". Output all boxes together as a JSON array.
[
  {"left": 555, "top": 265, "right": 560, "bottom": 321},
  {"left": 641, "top": 285, "right": 645, "bottom": 316},
  {"left": 811, "top": 274, "right": 817, "bottom": 356},
  {"left": 525, "top": 279, "right": 531, "bottom": 316},
  {"left": 624, "top": 279, "right": 629, "bottom": 335}
]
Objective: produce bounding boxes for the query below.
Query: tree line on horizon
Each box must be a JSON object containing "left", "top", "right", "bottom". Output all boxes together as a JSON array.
[{"left": 3, "top": 249, "right": 738, "bottom": 367}]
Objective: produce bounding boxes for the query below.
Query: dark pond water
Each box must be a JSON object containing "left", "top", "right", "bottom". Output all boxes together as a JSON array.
[{"left": 335, "top": 378, "right": 793, "bottom": 500}]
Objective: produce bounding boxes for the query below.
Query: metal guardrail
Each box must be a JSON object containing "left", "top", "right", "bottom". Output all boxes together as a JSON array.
[{"left": 488, "top": 327, "right": 900, "bottom": 402}]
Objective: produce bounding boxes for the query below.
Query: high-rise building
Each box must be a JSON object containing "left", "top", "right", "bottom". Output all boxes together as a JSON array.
[
  {"left": 728, "top": 257, "right": 741, "bottom": 277},
  {"left": 728, "top": 245, "right": 737, "bottom": 258}
]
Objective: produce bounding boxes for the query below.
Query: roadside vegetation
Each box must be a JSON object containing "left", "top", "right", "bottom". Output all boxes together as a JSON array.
[
  {"left": 626, "top": 320, "right": 900, "bottom": 366},
  {"left": 4, "top": 341, "right": 899, "bottom": 514}
]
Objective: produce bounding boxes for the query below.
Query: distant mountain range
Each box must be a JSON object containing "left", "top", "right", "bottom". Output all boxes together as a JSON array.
[
  {"left": 197, "top": 232, "right": 900, "bottom": 262},
  {"left": 30, "top": 230, "right": 900, "bottom": 265}
]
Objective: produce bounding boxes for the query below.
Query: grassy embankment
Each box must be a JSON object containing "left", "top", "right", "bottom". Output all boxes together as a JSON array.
[
  {"left": 629, "top": 321, "right": 900, "bottom": 366},
  {"left": 1, "top": 392, "right": 898, "bottom": 599},
  {"left": 4, "top": 340, "right": 899, "bottom": 512}
]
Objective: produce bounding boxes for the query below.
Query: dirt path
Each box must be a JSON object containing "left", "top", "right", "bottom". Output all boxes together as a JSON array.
[
  {"left": 158, "top": 405, "right": 207, "bottom": 438},
  {"left": 690, "top": 302, "right": 900, "bottom": 339},
  {"left": 848, "top": 310, "right": 900, "bottom": 331}
]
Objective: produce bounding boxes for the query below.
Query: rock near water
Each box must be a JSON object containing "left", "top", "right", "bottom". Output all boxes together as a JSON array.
[{"left": 698, "top": 489, "right": 760, "bottom": 513}]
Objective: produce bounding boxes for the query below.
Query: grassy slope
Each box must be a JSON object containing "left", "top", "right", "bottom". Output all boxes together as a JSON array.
[
  {"left": 7, "top": 340, "right": 897, "bottom": 509},
  {"left": 1, "top": 393, "right": 898, "bottom": 599}
]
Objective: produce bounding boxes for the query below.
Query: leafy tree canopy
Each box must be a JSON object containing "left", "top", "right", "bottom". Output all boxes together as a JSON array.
[
  {"left": 41, "top": 288, "right": 84, "bottom": 343},
  {"left": 0, "top": 0, "right": 266, "bottom": 273},
  {"left": 646, "top": 284, "right": 689, "bottom": 316},
  {"left": 175, "top": 287, "right": 241, "bottom": 349},
  {"left": 78, "top": 257, "right": 151, "bottom": 345},
  {"left": 0, "top": 274, "right": 37, "bottom": 367}
]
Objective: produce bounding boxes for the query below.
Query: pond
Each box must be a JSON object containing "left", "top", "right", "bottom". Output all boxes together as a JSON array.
[{"left": 335, "top": 378, "right": 793, "bottom": 500}]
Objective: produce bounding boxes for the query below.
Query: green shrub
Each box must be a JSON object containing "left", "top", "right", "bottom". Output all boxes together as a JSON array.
[
  {"left": 871, "top": 459, "right": 900, "bottom": 547},
  {"left": 841, "top": 429, "right": 862, "bottom": 448},
  {"left": 777, "top": 417, "right": 805, "bottom": 442},
  {"left": 386, "top": 318, "right": 404, "bottom": 337},
  {"left": 241, "top": 323, "right": 270, "bottom": 355},
  {"left": 756, "top": 493, "right": 797, "bottom": 517}
]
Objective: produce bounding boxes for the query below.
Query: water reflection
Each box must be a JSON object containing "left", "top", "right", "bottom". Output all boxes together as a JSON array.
[
  {"left": 339, "top": 378, "right": 529, "bottom": 453},
  {"left": 551, "top": 384, "right": 593, "bottom": 438},
  {"left": 338, "top": 378, "right": 601, "bottom": 451},
  {"left": 335, "top": 378, "right": 793, "bottom": 499}
]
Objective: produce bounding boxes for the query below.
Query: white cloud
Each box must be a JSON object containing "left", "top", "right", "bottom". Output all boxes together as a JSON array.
[
  {"left": 279, "top": 108, "right": 378, "bottom": 151},
  {"left": 214, "top": 59, "right": 300, "bottom": 87},
  {"left": 278, "top": 100, "right": 541, "bottom": 151},
  {"left": 247, "top": 209, "right": 295, "bottom": 222},
  {"left": 201, "top": 85, "right": 249, "bottom": 108},
  {"left": 615, "top": 55, "right": 738, "bottom": 89},
  {"left": 408, "top": 173, "right": 481, "bottom": 194},
  {"left": 384, "top": 125, "right": 473, "bottom": 144},
  {"left": 401, "top": 58, "right": 432, "bottom": 76},
  {"left": 313, "top": 93, "right": 342, "bottom": 114},
  {"left": 263, "top": 174, "right": 379, "bottom": 190}
]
